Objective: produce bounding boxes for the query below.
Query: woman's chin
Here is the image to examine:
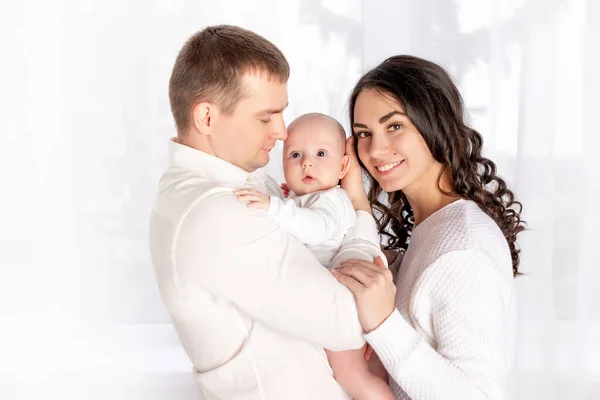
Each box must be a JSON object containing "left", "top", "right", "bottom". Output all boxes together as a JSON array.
[{"left": 378, "top": 180, "right": 405, "bottom": 193}]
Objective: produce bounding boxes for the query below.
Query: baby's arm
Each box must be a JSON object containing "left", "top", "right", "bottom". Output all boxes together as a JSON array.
[
  {"left": 326, "top": 346, "right": 394, "bottom": 400},
  {"left": 235, "top": 188, "right": 347, "bottom": 246}
]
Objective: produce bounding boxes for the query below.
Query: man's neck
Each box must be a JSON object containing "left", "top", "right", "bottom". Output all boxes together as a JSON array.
[{"left": 176, "top": 134, "right": 216, "bottom": 157}]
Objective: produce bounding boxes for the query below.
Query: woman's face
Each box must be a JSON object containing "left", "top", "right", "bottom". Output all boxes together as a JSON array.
[{"left": 352, "top": 89, "right": 439, "bottom": 194}]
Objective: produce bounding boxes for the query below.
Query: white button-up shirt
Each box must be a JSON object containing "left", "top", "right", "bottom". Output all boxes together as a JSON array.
[{"left": 149, "top": 139, "right": 385, "bottom": 400}]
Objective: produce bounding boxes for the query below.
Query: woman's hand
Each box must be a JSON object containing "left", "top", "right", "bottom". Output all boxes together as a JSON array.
[
  {"left": 341, "top": 136, "right": 371, "bottom": 214},
  {"left": 332, "top": 256, "right": 396, "bottom": 333}
]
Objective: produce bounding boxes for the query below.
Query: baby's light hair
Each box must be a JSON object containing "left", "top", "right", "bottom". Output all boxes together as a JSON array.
[{"left": 287, "top": 113, "right": 346, "bottom": 151}]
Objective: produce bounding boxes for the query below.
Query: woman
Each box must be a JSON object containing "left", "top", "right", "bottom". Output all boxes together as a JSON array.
[{"left": 332, "top": 55, "right": 525, "bottom": 400}]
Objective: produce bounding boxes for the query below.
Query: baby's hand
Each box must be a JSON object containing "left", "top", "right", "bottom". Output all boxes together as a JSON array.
[{"left": 234, "top": 188, "right": 270, "bottom": 211}]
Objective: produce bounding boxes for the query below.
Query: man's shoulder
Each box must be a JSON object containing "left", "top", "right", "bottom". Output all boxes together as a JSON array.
[{"left": 153, "top": 170, "right": 241, "bottom": 221}]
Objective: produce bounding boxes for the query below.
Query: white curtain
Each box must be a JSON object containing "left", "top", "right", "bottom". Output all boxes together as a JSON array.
[{"left": 0, "top": 0, "right": 597, "bottom": 399}]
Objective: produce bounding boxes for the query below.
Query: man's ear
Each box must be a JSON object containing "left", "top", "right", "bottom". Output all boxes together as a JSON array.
[
  {"left": 192, "top": 102, "right": 214, "bottom": 135},
  {"left": 339, "top": 154, "right": 351, "bottom": 179}
]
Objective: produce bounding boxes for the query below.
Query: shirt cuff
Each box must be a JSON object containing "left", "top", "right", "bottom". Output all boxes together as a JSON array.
[
  {"left": 364, "top": 308, "right": 421, "bottom": 368},
  {"left": 345, "top": 210, "right": 379, "bottom": 244}
]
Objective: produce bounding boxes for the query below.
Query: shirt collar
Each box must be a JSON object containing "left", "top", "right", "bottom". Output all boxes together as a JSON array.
[{"left": 168, "top": 138, "right": 266, "bottom": 187}]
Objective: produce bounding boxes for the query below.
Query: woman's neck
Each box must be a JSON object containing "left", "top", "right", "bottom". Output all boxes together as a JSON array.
[{"left": 403, "top": 164, "right": 460, "bottom": 226}]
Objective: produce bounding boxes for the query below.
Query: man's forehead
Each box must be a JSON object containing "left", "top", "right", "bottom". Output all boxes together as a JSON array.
[
  {"left": 238, "top": 73, "right": 288, "bottom": 111},
  {"left": 240, "top": 70, "right": 288, "bottom": 93}
]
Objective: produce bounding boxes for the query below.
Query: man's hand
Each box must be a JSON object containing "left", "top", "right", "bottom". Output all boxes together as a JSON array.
[{"left": 234, "top": 188, "right": 270, "bottom": 211}]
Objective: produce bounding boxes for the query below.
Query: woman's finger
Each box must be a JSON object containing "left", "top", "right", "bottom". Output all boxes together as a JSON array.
[
  {"left": 345, "top": 136, "right": 358, "bottom": 162},
  {"left": 334, "top": 264, "right": 378, "bottom": 286},
  {"left": 374, "top": 256, "right": 386, "bottom": 269},
  {"left": 331, "top": 270, "right": 363, "bottom": 293},
  {"left": 341, "top": 259, "right": 387, "bottom": 274},
  {"left": 364, "top": 344, "right": 374, "bottom": 361}
]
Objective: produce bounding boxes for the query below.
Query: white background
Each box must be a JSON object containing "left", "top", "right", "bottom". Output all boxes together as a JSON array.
[{"left": 0, "top": 0, "right": 598, "bottom": 398}]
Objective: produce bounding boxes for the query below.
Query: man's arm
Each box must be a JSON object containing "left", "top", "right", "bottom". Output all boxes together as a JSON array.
[{"left": 175, "top": 191, "right": 372, "bottom": 351}]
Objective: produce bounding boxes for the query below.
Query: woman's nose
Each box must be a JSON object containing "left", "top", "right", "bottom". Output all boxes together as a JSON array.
[{"left": 369, "top": 134, "right": 392, "bottom": 158}]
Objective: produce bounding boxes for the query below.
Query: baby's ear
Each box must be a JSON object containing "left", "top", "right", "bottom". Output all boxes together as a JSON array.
[{"left": 339, "top": 155, "right": 351, "bottom": 179}]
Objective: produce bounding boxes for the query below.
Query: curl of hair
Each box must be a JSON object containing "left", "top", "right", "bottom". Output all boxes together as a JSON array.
[{"left": 350, "top": 55, "right": 525, "bottom": 276}]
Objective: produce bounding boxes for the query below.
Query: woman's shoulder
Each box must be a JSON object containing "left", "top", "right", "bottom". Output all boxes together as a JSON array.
[{"left": 411, "top": 199, "right": 511, "bottom": 269}]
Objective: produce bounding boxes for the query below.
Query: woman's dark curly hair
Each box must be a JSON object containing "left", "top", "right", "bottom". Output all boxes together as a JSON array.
[{"left": 349, "top": 55, "right": 525, "bottom": 276}]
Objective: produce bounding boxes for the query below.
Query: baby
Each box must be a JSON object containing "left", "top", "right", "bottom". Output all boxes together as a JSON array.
[{"left": 234, "top": 113, "right": 393, "bottom": 400}]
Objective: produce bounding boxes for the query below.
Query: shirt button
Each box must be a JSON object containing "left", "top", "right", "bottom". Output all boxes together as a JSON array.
[{"left": 246, "top": 176, "right": 255, "bottom": 182}]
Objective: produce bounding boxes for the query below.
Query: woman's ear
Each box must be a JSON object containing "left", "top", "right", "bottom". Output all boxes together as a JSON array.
[{"left": 339, "top": 155, "right": 351, "bottom": 179}]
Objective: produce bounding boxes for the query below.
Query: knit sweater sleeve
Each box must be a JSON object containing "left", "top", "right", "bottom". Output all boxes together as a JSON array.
[{"left": 364, "top": 249, "right": 512, "bottom": 400}]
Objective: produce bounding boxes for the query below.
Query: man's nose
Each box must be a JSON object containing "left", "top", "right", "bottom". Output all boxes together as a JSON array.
[{"left": 271, "top": 115, "right": 287, "bottom": 141}]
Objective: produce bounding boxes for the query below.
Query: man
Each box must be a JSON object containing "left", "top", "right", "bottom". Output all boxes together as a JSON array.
[{"left": 149, "top": 25, "right": 385, "bottom": 399}]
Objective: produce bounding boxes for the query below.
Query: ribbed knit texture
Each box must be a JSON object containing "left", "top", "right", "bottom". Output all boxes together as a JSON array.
[{"left": 365, "top": 199, "right": 516, "bottom": 400}]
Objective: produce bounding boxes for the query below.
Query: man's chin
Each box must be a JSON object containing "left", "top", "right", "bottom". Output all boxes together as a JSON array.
[{"left": 253, "top": 153, "right": 270, "bottom": 170}]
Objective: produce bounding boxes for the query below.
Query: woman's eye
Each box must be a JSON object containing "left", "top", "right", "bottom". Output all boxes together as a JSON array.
[
  {"left": 355, "top": 131, "right": 370, "bottom": 138},
  {"left": 389, "top": 123, "right": 403, "bottom": 131},
  {"left": 317, "top": 151, "right": 327, "bottom": 157},
  {"left": 291, "top": 152, "right": 300, "bottom": 158}
]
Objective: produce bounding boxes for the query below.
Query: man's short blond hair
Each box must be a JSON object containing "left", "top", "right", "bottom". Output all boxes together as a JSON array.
[{"left": 169, "top": 25, "right": 290, "bottom": 136}]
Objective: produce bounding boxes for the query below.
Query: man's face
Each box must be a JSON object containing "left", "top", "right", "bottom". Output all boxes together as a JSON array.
[{"left": 211, "top": 72, "right": 288, "bottom": 172}]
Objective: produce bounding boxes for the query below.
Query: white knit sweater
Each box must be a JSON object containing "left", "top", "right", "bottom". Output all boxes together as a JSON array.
[{"left": 364, "top": 199, "right": 516, "bottom": 400}]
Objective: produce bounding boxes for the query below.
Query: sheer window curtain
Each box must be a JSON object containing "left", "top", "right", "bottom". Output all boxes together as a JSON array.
[{"left": 0, "top": 0, "right": 597, "bottom": 399}]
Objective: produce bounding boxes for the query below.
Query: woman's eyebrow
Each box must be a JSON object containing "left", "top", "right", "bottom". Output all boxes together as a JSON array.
[
  {"left": 353, "top": 110, "right": 407, "bottom": 128},
  {"left": 379, "top": 110, "right": 406, "bottom": 124}
]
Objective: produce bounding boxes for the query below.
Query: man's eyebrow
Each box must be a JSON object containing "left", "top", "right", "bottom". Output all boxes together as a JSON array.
[
  {"left": 256, "top": 102, "right": 289, "bottom": 115},
  {"left": 353, "top": 110, "right": 407, "bottom": 128}
]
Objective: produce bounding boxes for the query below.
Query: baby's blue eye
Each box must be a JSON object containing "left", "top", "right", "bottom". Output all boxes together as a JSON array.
[{"left": 317, "top": 150, "right": 327, "bottom": 157}]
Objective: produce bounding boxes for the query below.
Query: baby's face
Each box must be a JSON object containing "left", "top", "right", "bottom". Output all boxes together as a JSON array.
[{"left": 282, "top": 119, "right": 348, "bottom": 196}]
